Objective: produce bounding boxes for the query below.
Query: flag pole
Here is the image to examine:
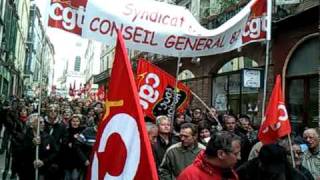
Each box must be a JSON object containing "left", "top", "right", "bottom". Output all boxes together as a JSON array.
[
  {"left": 261, "top": 41, "right": 270, "bottom": 117},
  {"left": 288, "top": 135, "right": 296, "bottom": 168},
  {"left": 170, "top": 56, "right": 181, "bottom": 125},
  {"left": 35, "top": 34, "right": 46, "bottom": 180},
  {"left": 262, "top": 0, "right": 273, "bottom": 117},
  {"left": 190, "top": 90, "right": 223, "bottom": 130},
  {"left": 34, "top": 6, "right": 52, "bottom": 177}
]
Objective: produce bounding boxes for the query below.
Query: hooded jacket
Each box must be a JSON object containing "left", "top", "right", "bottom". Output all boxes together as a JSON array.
[{"left": 177, "top": 150, "right": 238, "bottom": 180}]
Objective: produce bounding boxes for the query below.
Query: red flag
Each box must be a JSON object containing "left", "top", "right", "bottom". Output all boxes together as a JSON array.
[
  {"left": 48, "top": 0, "right": 88, "bottom": 35},
  {"left": 242, "top": 0, "right": 268, "bottom": 43},
  {"left": 87, "top": 32, "right": 158, "bottom": 180},
  {"left": 136, "top": 59, "right": 191, "bottom": 120},
  {"left": 96, "top": 85, "right": 105, "bottom": 101},
  {"left": 73, "top": 81, "right": 76, "bottom": 96},
  {"left": 78, "top": 83, "right": 83, "bottom": 96},
  {"left": 69, "top": 83, "right": 73, "bottom": 96},
  {"left": 258, "top": 75, "right": 291, "bottom": 144}
]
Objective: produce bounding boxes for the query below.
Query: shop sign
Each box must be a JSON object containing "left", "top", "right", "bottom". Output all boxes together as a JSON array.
[
  {"left": 242, "top": 69, "right": 261, "bottom": 88},
  {"left": 276, "top": 0, "right": 300, "bottom": 5}
]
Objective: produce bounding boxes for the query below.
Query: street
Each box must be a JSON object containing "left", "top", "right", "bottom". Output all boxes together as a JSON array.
[
  {"left": 0, "top": 136, "right": 5, "bottom": 179},
  {"left": 0, "top": 131, "right": 15, "bottom": 180},
  {"left": 0, "top": 0, "right": 318, "bottom": 179},
  {"left": 0, "top": 147, "right": 4, "bottom": 179}
]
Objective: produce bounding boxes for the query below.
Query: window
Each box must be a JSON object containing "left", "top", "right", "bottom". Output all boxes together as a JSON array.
[
  {"left": 286, "top": 36, "right": 319, "bottom": 132},
  {"left": 218, "top": 57, "right": 258, "bottom": 74},
  {"left": 178, "top": 70, "right": 195, "bottom": 80},
  {"left": 213, "top": 57, "right": 259, "bottom": 123},
  {"left": 74, "top": 56, "right": 81, "bottom": 72}
]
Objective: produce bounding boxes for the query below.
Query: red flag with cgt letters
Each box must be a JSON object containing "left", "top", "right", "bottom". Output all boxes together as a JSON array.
[
  {"left": 136, "top": 59, "right": 191, "bottom": 120},
  {"left": 87, "top": 31, "right": 158, "bottom": 180}
]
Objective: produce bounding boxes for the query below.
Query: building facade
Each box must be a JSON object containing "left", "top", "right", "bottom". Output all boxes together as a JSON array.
[
  {"left": 0, "top": 0, "right": 19, "bottom": 98},
  {"left": 24, "top": 2, "right": 47, "bottom": 97},
  {"left": 84, "top": 40, "right": 101, "bottom": 86},
  {"left": 14, "top": 0, "right": 30, "bottom": 96},
  {"left": 59, "top": 41, "right": 87, "bottom": 98},
  {"left": 43, "top": 36, "right": 55, "bottom": 95},
  {"left": 147, "top": 0, "right": 319, "bottom": 132}
]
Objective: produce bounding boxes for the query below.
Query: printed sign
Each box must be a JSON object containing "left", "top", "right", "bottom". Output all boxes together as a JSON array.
[{"left": 47, "top": 0, "right": 269, "bottom": 57}]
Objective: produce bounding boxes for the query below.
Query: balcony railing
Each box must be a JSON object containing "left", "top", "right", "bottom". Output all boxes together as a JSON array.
[
  {"left": 201, "top": 0, "right": 249, "bottom": 29},
  {"left": 273, "top": 0, "right": 319, "bottom": 21},
  {"left": 201, "top": 0, "right": 319, "bottom": 28}
]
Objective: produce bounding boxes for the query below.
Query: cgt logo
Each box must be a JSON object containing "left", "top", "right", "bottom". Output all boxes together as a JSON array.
[
  {"left": 242, "top": 0, "right": 267, "bottom": 43},
  {"left": 91, "top": 113, "right": 140, "bottom": 180},
  {"left": 261, "top": 104, "right": 289, "bottom": 134},
  {"left": 48, "top": 0, "right": 88, "bottom": 35}
]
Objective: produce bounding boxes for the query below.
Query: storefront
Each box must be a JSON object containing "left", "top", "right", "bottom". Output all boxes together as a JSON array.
[
  {"left": 212, "top": 56, "right": 262, "bottom": 124},
  {"left": 284, "top": 33, "right": 319, "bottom": 133}
]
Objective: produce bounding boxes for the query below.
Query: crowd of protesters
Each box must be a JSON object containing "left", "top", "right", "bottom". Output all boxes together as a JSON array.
[{"left": 0, "top": 96, "right": 319, "bottom": 180}]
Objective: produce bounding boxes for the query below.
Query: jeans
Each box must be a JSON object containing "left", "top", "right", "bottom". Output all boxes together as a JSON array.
[{"left": 64, "top": 168, "right": 80, "bottom": 180}]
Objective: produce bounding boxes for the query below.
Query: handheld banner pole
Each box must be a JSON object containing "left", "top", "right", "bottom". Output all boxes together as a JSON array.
[
  {"left": 170, "top": 56, "right": 181, "bottom": 125},
  {"left": 35, "top": 66, "right": 42, "bottom": 180},
  {"left": 35, "top": 34, "right": 47, "bottom": 180},
  {"left": 262, "top": 41, "right": 270, "bottom": 117},
  {"left": 262, "top": 0, "right": 273, "bottom": 118},
  {"left": 190, "top": 90, "right": 223, "bottom": 131},
  {"left": 288, "top": 135, "right": 296, "bottom": 168}
]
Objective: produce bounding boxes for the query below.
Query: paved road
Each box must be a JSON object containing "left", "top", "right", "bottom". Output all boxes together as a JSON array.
[
  {"left": 0, "top": 144, "right": 4, "bottom": 177},
  {"left": 0, "top": 131, "right": 4, "bottom": 174},
  {"left": 0, "top": 130, "right": 16, "bottom": 180}
]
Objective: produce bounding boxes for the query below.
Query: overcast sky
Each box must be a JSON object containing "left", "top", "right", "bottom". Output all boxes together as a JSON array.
[{"left": 35, "top": 0, "right": 88, "bottom": 87}]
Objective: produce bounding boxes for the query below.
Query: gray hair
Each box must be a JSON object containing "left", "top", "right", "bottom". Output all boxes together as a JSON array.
[
  {"left": 303, "top": 128, "right": 319, "bottom": 138},
  {"left": 155, "top": 115, "right": 170, "bottom": 126},
  {"left": 26, "top": 113, "right": 44, "bottom": 127},
  {"left": 146, "top": 122, "right": 158, "bottom": 132}
]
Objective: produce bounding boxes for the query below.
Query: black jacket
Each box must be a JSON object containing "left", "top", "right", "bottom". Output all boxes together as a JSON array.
[
  {"left": 236, "top": 158, "right": 309, "bottom": 180},
  {"left": 61, "top": 126, "right": 84, "bottom": 169},
  {"left": 152, "top": 135, "right": 179, "bottom": 168},
  {"left": 75, "top": 126, "right": 97, "bottom": 164}
]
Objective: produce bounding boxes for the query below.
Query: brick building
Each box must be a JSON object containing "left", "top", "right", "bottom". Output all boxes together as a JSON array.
[{"left": 154, "top": 0, "right": 319, "bottom": 133}]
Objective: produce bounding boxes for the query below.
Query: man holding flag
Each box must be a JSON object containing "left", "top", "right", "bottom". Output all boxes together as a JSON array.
[{"left": 87, "top": 31, "right": 158, "bottom": 180}]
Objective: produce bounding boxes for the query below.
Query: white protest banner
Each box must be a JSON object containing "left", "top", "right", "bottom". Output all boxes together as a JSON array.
[{"left": 47, "top": 0, "right": 269, "bottom": 57}]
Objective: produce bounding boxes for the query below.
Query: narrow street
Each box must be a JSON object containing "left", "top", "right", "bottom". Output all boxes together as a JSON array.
[
  {"left": 0, "top": 131, "right": 14, "bottom": 180},
  {"left": 0, "top": 135, "right": 6, "bottom": 179},
  {"left": 0, "top": 146, "right": 4, "bottom": 177},
  {"left": 0, "top": 0, "right": 318, "bottom": 179}
]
